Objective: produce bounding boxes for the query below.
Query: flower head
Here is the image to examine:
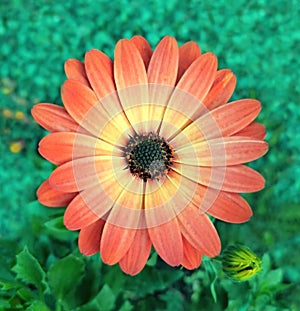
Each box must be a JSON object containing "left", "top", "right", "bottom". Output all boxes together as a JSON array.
[
  {"left": 222, "top": 245, "right": 262, "bottom": 281},
  {"left": 32, "top": 36, "right": 268, "bottom": 275}
]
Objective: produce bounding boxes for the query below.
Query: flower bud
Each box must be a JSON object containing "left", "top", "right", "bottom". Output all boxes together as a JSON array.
[{"left": 222, "top": 245, "right": 262, "bottom": 281}]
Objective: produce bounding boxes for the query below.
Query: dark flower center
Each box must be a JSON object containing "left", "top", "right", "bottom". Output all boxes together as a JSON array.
[{"left": 123, "top": 132, "right": 174, "bottom": 182}]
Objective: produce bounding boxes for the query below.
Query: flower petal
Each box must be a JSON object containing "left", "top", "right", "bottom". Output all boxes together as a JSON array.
[
  {"left": 147, "top": 218, "right": 183, "bottom": 266},
  {"left": 31, "top": 103, "right": 80, "bottom": 133},
  {"left": 103, "top": 176, "right": 146, "bottom": 229},
  {"left": 100, "top": 224, "right": 137, "bottom": 265},
  {"left": 143, "top": 37, "right": 179, "bottom": 132},
  {"left": 178, "top": 206, "right": 221, "bottom": 257},
  {"left": 174, "top": 164, "right": 265, "bottom": 193},
  {"left": 63, "top": 199, "right": 96, "bottom": 229},
  {"left": 61, "top": 79, "right": 102, "bottom": 133},
  {"left": 159, "top": 53, "right": 217, "bottom": 137},
  {"left": 84, "top": 49, "right": 116, "bottom": 99},
  {"left": 174, "top": 99, "right": 261, "bottom": 146},
  {"left": 204, "top": 99, "right": 262, "bottom": 138},
  {"left": 113, "top": 39, "right": 149, "bottom": 132},
  {"left": 62, "top": 80, "right": 129, "bottom": 142},
  {"left": 147, "top": 36, "right": 179, "bottom": 86},
  {"left": 177, "top": 52, "right": 217, "bottom": 105},
  {"left": 64, "top": 172, "right": 132, "bottom": 231},
  {"left": 203, "top": 69, "right": 236, "bottom": 110},
  {"left": 84, "top": 49, "right": 133, "bottom": 138},
  {"left": 78, "top": 219, "right": 105, "bottom": 256},
  {"left": 208, "top": 192, "right": 253, "bottom": 223},
  {"left": 49, "top": 156, "right": 127, "bottom": 193},
  {"left": 38, "top": 132, "right": 120, "bottom": 165},
  {"left": 64, "top": 59, "right": 90, "bottom": 87},
  {"left": 114, "top": 39, "right": 148, "bottom": 88},
  {"left": 181, "top": 237, "right": 202, "bottom": 270},
  {"left": 175, "top": 136, "right": 268, "bottom": 166},
  {"left": 119, "top": 228, "right": 152, "bottom": 276},
  {"left": 234, "top": 122, "right": 266, "bottom": 140},
  {"left": 130, "top": 36, "right": 152, "bottom": 68},
  {"left": 37, "top": 179, "right": 76, "bottom": 207},
  {"left": 177, "top": 41, "right": 201, "bottom": 81},
  {"left": 99, "top": 176, "right": 145, "bottom": 265}
]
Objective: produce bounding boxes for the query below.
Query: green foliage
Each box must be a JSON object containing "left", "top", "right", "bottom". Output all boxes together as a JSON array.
[
  {"left": 12, "top": 246, "right": 47, "bottom": 296},
  {"left": 77, "top": 284, "right": 116, "bottom": 311},
  {"left": 48, "top": 254, "right": 85, "bottom": 307}
]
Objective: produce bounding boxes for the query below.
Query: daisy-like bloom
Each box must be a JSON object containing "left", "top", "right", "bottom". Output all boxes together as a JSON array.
[{"left": 32, "top": 36, "right": 268, "bottom": 276}]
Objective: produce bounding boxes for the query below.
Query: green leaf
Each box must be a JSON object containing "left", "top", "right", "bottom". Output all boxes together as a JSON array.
[
  {"left": 124, "top": 266, "right": 184, "bottom": 299},
  {"left": 0, "top": 238, "right": 19, "bottom": 266},
  {"left": 0, "top": 257, "right": 23, "bottom": 291},
  {"left": 76, "top": 284, "right": 116, "bottom": 311},
  {"left": 265, "top": 269, "right": 283, "bottom": 287},
  {"left": 44, "top": 216, "right": 76, "bottom": 241},
  {"left": 47, "top": 254, "right": 85, "bottom": 301},
  {"left": 12, "top": 246, "right": 46, "bottom": 293},
  {"left": 146, "top": 252, "right": 157, "bottom": 267},
  {"left": 0, "top": 298, "right": 11, "bottom": 308},
  {"left": 26, "top": 300, "right": 51, "bottom": 311},
  {"left": 17, "top": 287, "right": 36, "bottom": 302},
  {"left": 159, "top": 289, "right": 185, "bottom": 311},
  {"left": 118, "top": 300, "right": 133, "bottom": 311},
  {"left": 210, "top": 278, "right": 218, "bottom": 303}
]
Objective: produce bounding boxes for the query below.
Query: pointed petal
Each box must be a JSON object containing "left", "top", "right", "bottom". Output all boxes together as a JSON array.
[
  {"left": 113, "top": 39, "right": 149, "bottom": 132},
  {"left": 181, "top": 237, "right": 202, "bottom": 270},
  {"left": 63, "top": 166, "right": 141, "bottom": 230},
  {"left": 63, "top": 161, "right": 133, "bottom": 231},
  {"left": 37, "top": 179, "right": 76, "bottom": 207},
  {"left": 61, "top": 80, "right": 100, "bottom": 134},
  {"left": 61, "top": 80, "right": 128, "bottom": 141},
  {"left": 174, "top": 164, "right": 265, "bottom": 193},
  {"left": 178, "top": 206, "right": 221, "bottom": 257},
  {"left": 175, "top": 99, "right": 261, "bottom": 146},
  {"left": 114, "top": 39, "right": 148, "bottom": 88},
  {"left": 64, "top": 59, "right": 90, "bottom": 87},
  {"left": 78, "top": 219, "right": 105, "bottom": 256},
  {"left": 177, "top": 52, "right": 217, "bottom": 104},
  {"left": 100, "top": 224, "right": 137, "bottom": 265},
  {"left": 104, "top": 177, "right": 145, "bottom": 229},
  {"left": 203, "top": 69, "right": 236, "bottom": 109},
  {"left": 175, "top": 136, "right": 268, "bottom": 166},
  {"left": 38, "top": 132, "right": 119, "bottom": 165},
  {"left": 234, "top": 122, "right": 266, "bottom": 140},
  {"left": 159, "top": 53, "right": 217, "bottom": 137},
  {"left": 85, "top": 48, "right": 133, "bottom": 139},
  {"left": 98, "top": 176, "right": 144, "bottom": 266},
  {"left": 147, "top": 218, "right": 183, "bottom": 266},
  {"left": 31, "top": 103, "right": 80, "bottom": 133},
  {"left": 145, "top": 37, "right": 179, "bottom": 132},
  {"left": 148, "top": 36, "right": 179, "bottom": 86},
  {"left": 216, "top": 165, "right": 266, "bottom": 193},
  {"left": 130, "top": 36, "right": 152, "bottom": 68},
  {"left": 143, "top": 171, "right": 200, "bottom": 228},
  {"left": 84, "top": 49, "right": 116, "bottom": 99},
  {"left": 64, "top": 191, "right": 102, "bottom": 230},
  {"left": 119, "top": 229, "right": 152, "bottom": 276},
  {"left": 206, "top": 99, "right": 262, "bottom": 138},
  {"left": 49, "top": 156, "right": 128, "bottom": 193},
  {"left": 208, "top": 192, "right": 253, "bottom": 223},
  {"left": 177, "top": 41, "right": 201, "bottom": 81}
]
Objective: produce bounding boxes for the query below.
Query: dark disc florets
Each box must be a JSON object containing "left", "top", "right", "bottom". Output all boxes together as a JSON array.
[{"left": 123, "top": 132, "right": 174, "bottom": 182}]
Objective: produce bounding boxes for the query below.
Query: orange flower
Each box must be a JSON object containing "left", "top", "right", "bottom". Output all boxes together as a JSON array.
[{"left": 32, "top": 36, "right": 268, "bottom": 276}]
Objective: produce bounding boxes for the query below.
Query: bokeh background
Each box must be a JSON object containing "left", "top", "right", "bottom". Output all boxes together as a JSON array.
[{"left": 0, "top": 0, "right": 299, "bottom": 310}]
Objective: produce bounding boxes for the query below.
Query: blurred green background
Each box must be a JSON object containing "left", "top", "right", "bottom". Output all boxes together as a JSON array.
[{"left": 0, "top": 0, "right": 299, "bottom": 310}]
